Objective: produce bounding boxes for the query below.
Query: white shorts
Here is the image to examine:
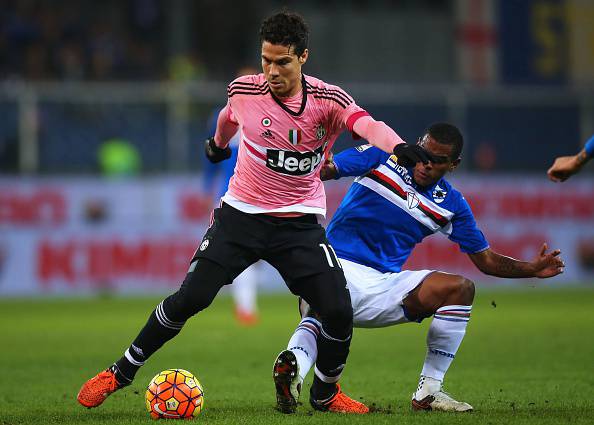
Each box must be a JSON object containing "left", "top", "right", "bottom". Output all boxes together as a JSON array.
[{"left": 340, "top": 258, "right": 434, "bottom": 328}]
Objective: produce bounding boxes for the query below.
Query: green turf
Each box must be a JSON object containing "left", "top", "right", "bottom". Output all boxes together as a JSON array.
[{"left": 0, "top": 287, "right": 593, "bottom": 424}]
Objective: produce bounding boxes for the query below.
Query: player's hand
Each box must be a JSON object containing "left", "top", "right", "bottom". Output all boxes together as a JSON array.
[
  {"left": 320, "top": 152, "right": 338, "bottom": 181},
  {"left": 204, "top": 137, "right": 232, "bottom": 163},
  {"left": 531, "top": 243, "right": 564, "bottom": 278},
  {"left": 547, "top": 155, "right": 582, "bottom": 182},
  {"left": 393, "top": 143, "right": 431, "bottom": 168}
]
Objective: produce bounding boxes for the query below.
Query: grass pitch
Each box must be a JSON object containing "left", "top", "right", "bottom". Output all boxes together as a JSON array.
[{"left": 1, "top": 287, "right": 593, "bottom": 425}]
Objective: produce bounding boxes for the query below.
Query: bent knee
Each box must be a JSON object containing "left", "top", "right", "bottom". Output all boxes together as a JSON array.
[
  {"left": 165, "top": 289, "right": 211, "bottom": 321},
  {"left": 449, "top": 275, "right": 475, "bottom": 304},
  {"left": 165, "top": 260, "right": 230, "bottom": 320},
  {"left": 319, "top": 302, "right": 353, "bottom": 337}
]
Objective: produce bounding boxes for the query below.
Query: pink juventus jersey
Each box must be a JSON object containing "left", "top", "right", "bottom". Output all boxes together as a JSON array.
[{"left": 219, "top": 73, "right": 369, "bottom": 217}]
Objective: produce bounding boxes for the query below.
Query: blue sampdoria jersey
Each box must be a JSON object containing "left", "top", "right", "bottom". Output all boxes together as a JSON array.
[{"left": 327, "top": 145, "right": 489, "bottom": 273}]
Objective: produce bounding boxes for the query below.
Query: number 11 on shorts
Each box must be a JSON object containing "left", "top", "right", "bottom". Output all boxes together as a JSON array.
[{"left": 319, "top": 243, "right": 342, "bottom": 268}]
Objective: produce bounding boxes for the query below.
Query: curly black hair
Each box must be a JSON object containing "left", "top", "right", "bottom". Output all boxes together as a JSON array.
[
  {"left": 259, "top": 11, "right": 309, "bottom": 56},
  {"left": 427, "top": 123, "right": 464, "bottom": 160}
]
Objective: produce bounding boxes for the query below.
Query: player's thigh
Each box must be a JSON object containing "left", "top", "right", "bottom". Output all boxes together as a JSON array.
[
  {"left": 165, "top": 258, "right": 233, "bottom": 320},
  {"left": 192, "top": 203, "right": 263, "bottom": 280},
  {"left": 265, "top": 221, "right": 351, "bottom": 326},
  {"left": 341, "top": 260, "right": 434, "bottom": 327},
  {"left": 264, "top": 221, "right": 343, "bottom": 282},
  {"left": 289, "top": 268, "right": 352, "bottom": 328},
  {"left": 402, "top": 271, "right": 469, "bottom": 319}
]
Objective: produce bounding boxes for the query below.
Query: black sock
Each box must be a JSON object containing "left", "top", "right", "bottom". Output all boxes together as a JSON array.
[
  {"left": 310, "top": 375, "right": 338, "bottom": 402},
  {"left": 110, "top": 364, "right": 132, "bottom": 387},
  {"left": 112, "top": 342, "right": 145, "bottom": 385},
  {"left": 113, "top": 301, "right": 185, "bottom": 384}
]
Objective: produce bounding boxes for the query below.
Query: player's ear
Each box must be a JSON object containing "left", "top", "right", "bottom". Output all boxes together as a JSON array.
[
  {"left": 299, "top": 49, "right": 308, "bottom": 65},
  {"left": 450, "top": 158, "right": 461, "bottom": 172}
]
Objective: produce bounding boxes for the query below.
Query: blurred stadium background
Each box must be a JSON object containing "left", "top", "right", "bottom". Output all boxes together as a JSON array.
[{"left": 1, "top": 0, "right": 593, "bottom": 296}]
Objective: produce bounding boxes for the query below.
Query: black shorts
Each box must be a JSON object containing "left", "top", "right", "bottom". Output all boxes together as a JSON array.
[{"left": 192, "top": 203, "right": 343, "bottom": 284}]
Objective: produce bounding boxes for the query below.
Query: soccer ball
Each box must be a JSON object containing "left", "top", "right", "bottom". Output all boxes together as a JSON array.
[{"left": 146, "top": 369, "right": 204, "bottom": 419}]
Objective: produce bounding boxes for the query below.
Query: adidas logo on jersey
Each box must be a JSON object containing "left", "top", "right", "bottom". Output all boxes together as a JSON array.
[{"left": 266, "top": 145, "right": 324, "bottom": 176}]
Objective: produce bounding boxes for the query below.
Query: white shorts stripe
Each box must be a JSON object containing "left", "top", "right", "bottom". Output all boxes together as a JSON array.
[
  {"left": 319, "top": 243, "right": 334, "bottom": 267},
  {"left": 328, "top": 245, "right": 342, "bottom": 268}
]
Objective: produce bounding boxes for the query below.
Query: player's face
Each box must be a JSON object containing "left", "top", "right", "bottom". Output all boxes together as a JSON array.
[
  {"left": 261, "top": 41, "right": 308, "bottom": 97},
  {"left": 412, "top": 134, "right": 460, "bottom": 187}
]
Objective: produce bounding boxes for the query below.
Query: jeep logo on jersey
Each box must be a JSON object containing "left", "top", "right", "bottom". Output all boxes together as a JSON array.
[
  {"left": 407, "top": 191, "right": 420, "bottom": 209},
  {"left": 267, "top": 144, "right": 325, "bottom": 176}
]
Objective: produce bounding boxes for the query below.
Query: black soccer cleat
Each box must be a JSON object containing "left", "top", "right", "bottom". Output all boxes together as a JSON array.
[{"left": 273, "top": 350, "right": 302, "bottom": 413}]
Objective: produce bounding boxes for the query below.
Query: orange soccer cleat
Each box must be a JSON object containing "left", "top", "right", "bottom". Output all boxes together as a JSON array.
[
  {"left": 77, "top": 368, "right": 123, "bottom": 408},
  {"left": 235, "top": 307, "right": 259, "bottom": 326},
  {"left": 310, "top": 384, "right": 369, "bottom": 414}
]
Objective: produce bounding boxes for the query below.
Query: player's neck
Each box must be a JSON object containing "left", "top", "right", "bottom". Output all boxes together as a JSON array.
[{"left": 276, "top": 74, "right": 303, "bottom": 98}]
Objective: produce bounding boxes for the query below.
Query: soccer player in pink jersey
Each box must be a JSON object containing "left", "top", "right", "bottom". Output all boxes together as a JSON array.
[{"left": 78, "top": 11, "right": 429, "bottom": 414}]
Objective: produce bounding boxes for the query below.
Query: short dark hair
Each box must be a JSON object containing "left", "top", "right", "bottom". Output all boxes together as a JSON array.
[
  {"left": 259, "top": 11, "right": 309, "bottom": 57},
  {"left": 427, "top": 122, "right": 464, "bottom": 160}
]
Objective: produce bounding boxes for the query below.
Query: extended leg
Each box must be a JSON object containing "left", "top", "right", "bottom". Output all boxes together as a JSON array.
[{"left": 77, "top": 259, "right": 231, "bottom": 408}]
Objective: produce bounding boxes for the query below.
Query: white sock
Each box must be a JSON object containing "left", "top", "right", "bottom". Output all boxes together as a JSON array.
[
  {"left": 232, "top": 264, "right": 258, "bottom": 314},
  {"left": 420, "top": 305, "right": 471, "bottom": 384},
  {"left": 414, "top": 375, "right": 441, "bottom": 400},
  {"left": 287, "top": 317, "right": 320, "bottom": 381}
]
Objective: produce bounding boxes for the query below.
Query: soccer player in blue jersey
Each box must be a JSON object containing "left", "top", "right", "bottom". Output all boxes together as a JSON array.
[
  {"left": 548, "top": 134, "right": 594, "bottom": 182},
  {"left": 273, "top": 123, "right": 565, "bottom": 413}
]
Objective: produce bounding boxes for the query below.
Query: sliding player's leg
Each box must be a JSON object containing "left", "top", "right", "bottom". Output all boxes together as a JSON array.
[
  {"left": 276, "top": 258, "right": 425, "bottom": 413},
  {"left": 283, "top": 298, "right": 320, "bottom": 383},
  {"left": 267, "top": 229, "right": 367, "bottom": 414},
  {"left": 404, "top": 272, "right": 475, "bottom": 412},
  {"left": 272, "top": 298, "right": 320, "bottom": 412}
]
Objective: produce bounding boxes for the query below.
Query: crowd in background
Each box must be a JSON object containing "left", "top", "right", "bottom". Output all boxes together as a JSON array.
[
  {"left": 0, "top": 0, "right": 170, "bottom": 81},
  {"left": 0, "top": 0, "right": 591, "bottom": 175}
]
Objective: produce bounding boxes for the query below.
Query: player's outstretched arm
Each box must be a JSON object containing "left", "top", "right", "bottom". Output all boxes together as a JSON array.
[
  {"left": 468, "top": 243, "right": 564, "bottom": 279},
  {"left": 320, "top": 145, "right": 387, "bottom": 181},
  {"left": 547, "top": 150, "right": 589, "bottom": 182},
  {"left": 547, "top": 135, "right": 594, "bottom": 182},
  {"left": 351, "top": 115, "right": 430, "bottom": 166}
]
